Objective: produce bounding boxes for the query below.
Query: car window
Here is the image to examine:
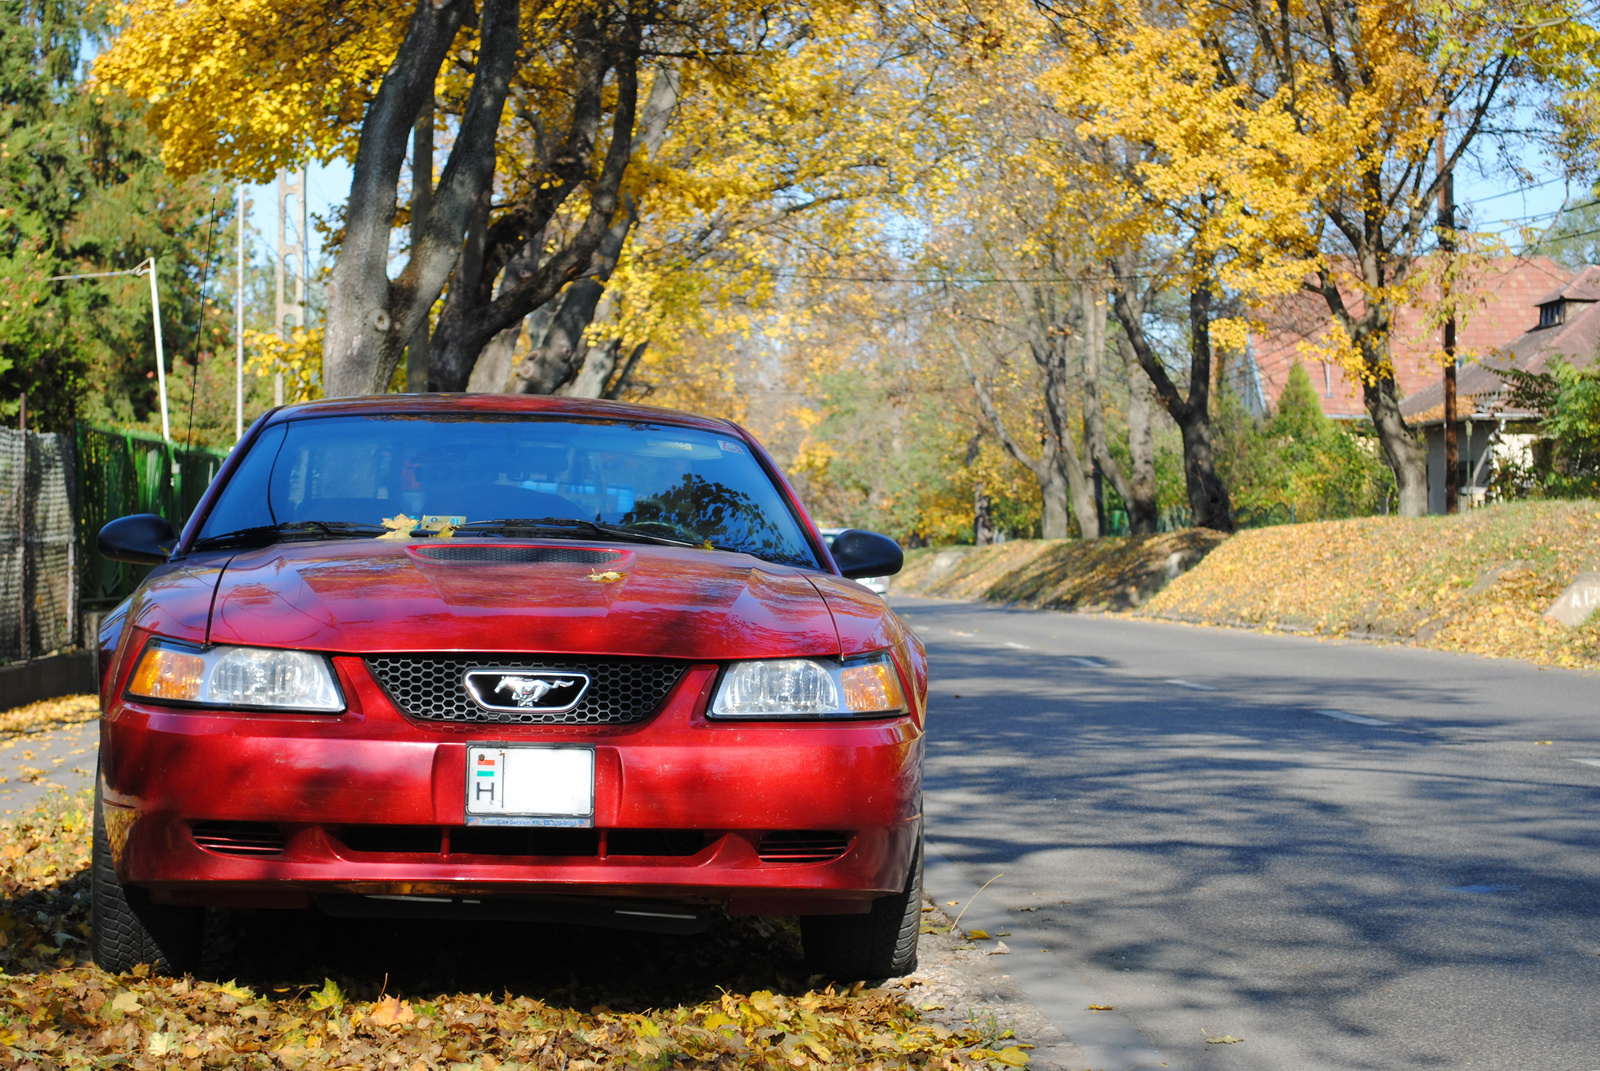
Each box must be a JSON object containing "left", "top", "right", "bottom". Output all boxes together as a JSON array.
[{"left": 196, "top": 414, "right": 820, "bottom": 568}]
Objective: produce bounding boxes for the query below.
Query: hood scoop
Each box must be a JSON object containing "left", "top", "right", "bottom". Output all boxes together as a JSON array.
[{"left": 410, "top": 544, "right": 621, "bottom": 565}]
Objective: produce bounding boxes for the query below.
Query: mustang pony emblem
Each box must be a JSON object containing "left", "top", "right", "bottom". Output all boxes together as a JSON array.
[{"left": 495, "top": 675, "right": 577, "bottom": 707}]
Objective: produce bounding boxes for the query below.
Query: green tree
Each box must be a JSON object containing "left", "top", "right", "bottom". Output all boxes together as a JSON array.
[{"left": 0, "top": 0, "right": 224, "bottom": 432}]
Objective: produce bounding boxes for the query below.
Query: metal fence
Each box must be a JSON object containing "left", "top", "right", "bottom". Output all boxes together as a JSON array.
[
  {"left": 76, "top": 425, "right": 230, "bottom": 607},
  {"left": 0, "top": 427, "right": 78, "bottom": 662}
]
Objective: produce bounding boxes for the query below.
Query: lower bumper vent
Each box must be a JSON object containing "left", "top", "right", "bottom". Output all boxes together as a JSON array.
[
  {"left": 757, "top": 831, "right": 852, "bottom": 864},
  {"left": 336, "top": 826, "right": 443, "bottom": 855},
  {"left": 191, "top": 821, "right": 286, "bottom": 856}
]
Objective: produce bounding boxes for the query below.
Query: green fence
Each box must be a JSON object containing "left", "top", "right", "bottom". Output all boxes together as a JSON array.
[{"left": 76, "top": 425, "right": 231, "bottom": 606}]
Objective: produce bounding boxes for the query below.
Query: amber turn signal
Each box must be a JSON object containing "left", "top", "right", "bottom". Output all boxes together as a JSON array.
[{"left": 128, "top": 644, "right": 206, "bottom": 701}]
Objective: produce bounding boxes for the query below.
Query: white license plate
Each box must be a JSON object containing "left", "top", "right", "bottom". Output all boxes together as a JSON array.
[{"left": 465, "top": 746, "right": 594, "bottom": 827}]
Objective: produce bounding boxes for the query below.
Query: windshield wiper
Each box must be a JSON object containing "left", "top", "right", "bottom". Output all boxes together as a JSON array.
[
  {"left": 190, "top": 520, "right": 389, "bottom": 551},
  {"left": 452, "top": 517, "right": 705, "bottom": 548}
]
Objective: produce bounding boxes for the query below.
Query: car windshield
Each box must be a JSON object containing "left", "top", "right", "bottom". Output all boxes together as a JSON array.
[{"left": 196, "top": 414, "right": 820, "bottom": 568}]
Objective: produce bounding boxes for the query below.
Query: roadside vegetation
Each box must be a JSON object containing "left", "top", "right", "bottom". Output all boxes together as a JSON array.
[
  {"left": 0, "top": 785, "right": 1028, "bottom": 1070},
  {"left": 893, "top": 501, "right": 1600, "bottom": 669}
]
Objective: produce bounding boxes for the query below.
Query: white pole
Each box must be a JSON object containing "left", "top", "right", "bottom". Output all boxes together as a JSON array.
[
  {"left": 236, "top": 184, "right": 246, "bottom": 442},
  {"left": 145, "top": 257, "right": 171, "bottom": 444}
]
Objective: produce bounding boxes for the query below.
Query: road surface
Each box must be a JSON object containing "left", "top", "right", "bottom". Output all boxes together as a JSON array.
[{"left": 899, "top": 594, "right": 1600, "bottom": 1071}]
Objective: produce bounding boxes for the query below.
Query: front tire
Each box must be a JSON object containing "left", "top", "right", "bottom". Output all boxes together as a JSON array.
[
  {"left": 801, "top": 826, "right": 922, "bottom": 981},
  {"left": 91, "top": 774, "right": 203, "bottom": 975}
]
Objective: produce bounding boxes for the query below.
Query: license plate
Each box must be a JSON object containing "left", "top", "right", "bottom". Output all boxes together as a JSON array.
[{"left": 465, "top": 746, "right": 594, "bottom": 827}]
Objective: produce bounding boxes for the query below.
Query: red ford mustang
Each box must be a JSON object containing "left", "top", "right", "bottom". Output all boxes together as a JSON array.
[{"left": 93, "top": 395, "right": 925, "bottom": 979}]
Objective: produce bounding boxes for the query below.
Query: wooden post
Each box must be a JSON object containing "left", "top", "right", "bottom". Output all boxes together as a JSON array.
[
  {"left": 1439, "top": 137, "right": 1458, "bottom": 515},
  {"left": 17, "top": 393, "right": 25, "bottom": 663}
]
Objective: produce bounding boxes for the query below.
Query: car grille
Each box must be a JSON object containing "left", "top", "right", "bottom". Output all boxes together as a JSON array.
[
  {"left": 365, "top": 654, "right": 688, "bottom": 724},
  {"left": 411, "top": 545, "right": 621, "bottom": 565}
]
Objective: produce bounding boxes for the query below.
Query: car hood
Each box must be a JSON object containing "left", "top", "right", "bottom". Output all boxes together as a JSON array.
[{"left": 202, "top": 540, "right": 842, "bottom": 659}]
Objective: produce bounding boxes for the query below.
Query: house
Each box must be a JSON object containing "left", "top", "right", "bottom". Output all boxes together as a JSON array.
[
  {"left": 1399, "top": 265, "right": 1600, "bottom": 513},
  {"left": 1243, "top": 256, "right": 1575, "bottom": 419}
]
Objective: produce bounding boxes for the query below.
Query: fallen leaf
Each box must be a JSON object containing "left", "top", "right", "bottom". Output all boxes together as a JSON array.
[
  {"left": 966, "top": 929, "right": 989, "bottom": 940},
  {"left": 586, "top": 570, "right": 624, "bottom": 583},
  {"left": 989, "top": 941, "right": 1011, "bottom": 955},
  {"left": 1202, "top": 1027, "right": 1244, "bottom": 1044},
  {"left": 377, "top": 515, "right": 417, "bottom": 540},
  {"left": 993, "top": 1045, "right": 1032, "bottom": 1066},
  {"left": 1087, "top": 1004, "right": 1115, "bottom": 1012},
  {"left": 368, "top": 995, "right": 415, "bottom": 1027},
  {"left": 110, "top": 992, "right": 141, "bottom": 1014}
]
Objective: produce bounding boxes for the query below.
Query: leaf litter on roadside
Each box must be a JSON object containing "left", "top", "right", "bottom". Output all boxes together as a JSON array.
[{"left": 0, "top": 788, "right": 1024, "bottom": 1068}]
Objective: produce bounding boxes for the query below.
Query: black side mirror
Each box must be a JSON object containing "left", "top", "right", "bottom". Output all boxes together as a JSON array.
[
  {"left": 98, "top": 514, "right": 177, "bottom": 565},
  {"left": 830, "top": 529, "right": 903, "bottom": 580}
]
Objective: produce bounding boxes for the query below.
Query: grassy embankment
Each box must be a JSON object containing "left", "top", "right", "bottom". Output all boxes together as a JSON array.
[{"left": 893, "top": 500, "right": 1600, "bottom": 669}]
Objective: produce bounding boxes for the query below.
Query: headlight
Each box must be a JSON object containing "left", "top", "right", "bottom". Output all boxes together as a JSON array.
[
  {"left": 710, "top": 651, "right": 907, "bottom": 719},
  {"left": 127, "top": 638, "right": 344, "bottom": 713}
]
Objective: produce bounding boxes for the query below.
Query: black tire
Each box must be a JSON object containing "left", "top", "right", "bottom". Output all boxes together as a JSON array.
[
  {"left": 91, "top": 774, "right": 203, "bottom": 975},
  {"left": 801, "top": 826, "right": 922, "bottom": 981}
]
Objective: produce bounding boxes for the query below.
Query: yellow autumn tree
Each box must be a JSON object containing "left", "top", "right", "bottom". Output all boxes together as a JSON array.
[{"left": 1033, "top": 0, "right": 1600, "bottom": 516}]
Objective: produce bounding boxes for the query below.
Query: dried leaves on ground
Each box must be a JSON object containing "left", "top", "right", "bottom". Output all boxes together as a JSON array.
[
  {"left": 896, "top": 530, "right": 1228, "bottom": 611},
  {"left": 897, "top": 501, "right": 1600, "bottom": 669},
  {"left": 1144, "top": 500, "right": 1600, "bottom": 668},
  {"left": 0, "top": 789, "right": 1021, "bottom": 1069},
  {"left": 0, "top": 695, "right": 97, "bottom": 737}
]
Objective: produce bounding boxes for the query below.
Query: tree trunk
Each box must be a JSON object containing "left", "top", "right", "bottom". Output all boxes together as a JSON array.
[
  {"left": 323, "top": 0, "right": 521, "bottom": 397},
  {"left": 1123, "top": 339, "right": 1159, "bottom": 534},
  {"left": 973, "top": 485, "right": 993, "bottom": 545},
  {"left": 404, "top": 98, "right": 433, "bottom": 393},
  {"left": 1364, "top": 363, "right": 1429, "bottom": 516},
  {"left": 1040, "top": 462, "right": 1071, "bottom": 540},
  {"left": 1109, "top": 273, "right": 1234, "bottom": 533},
  {"left": 1080, "top": 285, "right": 1137, "bottom": 533},
  {"left": 1180, "top": 284, "right": 1233, "bottom": 531}
]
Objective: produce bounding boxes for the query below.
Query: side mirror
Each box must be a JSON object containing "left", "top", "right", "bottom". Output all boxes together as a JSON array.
[
  {"left": 829, "top": 529, "right": 903, "bottom": 580},
  {"left": 98, "top": 514, "right": 177, "bottom": 565}
]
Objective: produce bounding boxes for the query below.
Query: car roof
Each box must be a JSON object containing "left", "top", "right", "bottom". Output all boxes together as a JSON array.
[{"left": 264, "top": 393, "right": 742, "bottom": 435}]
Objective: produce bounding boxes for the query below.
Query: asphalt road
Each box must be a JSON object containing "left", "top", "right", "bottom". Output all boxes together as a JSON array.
[{"left": 897, "top": 594, "right": 1600, "bottom": 1071}]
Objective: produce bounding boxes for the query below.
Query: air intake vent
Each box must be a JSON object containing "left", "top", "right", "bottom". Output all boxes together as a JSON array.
[
  {"left": 452, "top": 827, "right": 600, "bottom": 857},
  {"left": 411, "top": 545, "right": 621, "bottom": 565},
  {"left": 607, "top": 830, "right": 709, "bottom": 857},
  {"left": 336, "top": 826, "right": 443, "bottom": 855},
  {"left": 191, "top": 821, "right": 286, "bottom": 856},
  {"left": 756, "top": 831, "right": 852, "bottom": 864}
]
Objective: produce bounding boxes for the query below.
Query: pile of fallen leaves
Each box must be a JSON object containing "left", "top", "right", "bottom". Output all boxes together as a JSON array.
[
  {"left": 0, "top": 695, "right": 97, "bottom": 736},
  {"left": 0, "top": 789, "right": 1023, "bottom": 1069},
  {"left": 896, "top": 530, "right": 1227, "bottom": 611},
  {"left": 1144, "top": 500, "right": 1600, "bottom": 668}
]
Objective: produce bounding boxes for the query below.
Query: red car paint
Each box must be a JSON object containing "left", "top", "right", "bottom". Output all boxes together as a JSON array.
[{"left": 98, "top": 395, "right": 925, "bottom": 918}]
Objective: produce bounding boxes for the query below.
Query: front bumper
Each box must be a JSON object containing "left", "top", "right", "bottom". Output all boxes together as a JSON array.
[{"left": 100, "top": 659, "right": 923, "bottom": 916}]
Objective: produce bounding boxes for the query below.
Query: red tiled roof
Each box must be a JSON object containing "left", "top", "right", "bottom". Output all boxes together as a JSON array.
[
  {"left": 1249, "top": 256, "right": 1574, "bottom": 419},
  {"left": 1399, "top": 282, "right": 1600, "bottom": 426},
  {"left": 1532, "top": 264, "right": 1600, "bottom": 307}
]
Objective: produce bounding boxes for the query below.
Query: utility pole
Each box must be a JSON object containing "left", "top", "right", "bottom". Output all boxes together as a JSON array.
[
  {"left": 274, "top": 167, "right": 308, "bottom": 406},
  {"left": 145, "top": 258, "right": 171, "bottom": 444},
  {"left": 1438, "top": 137, "right": 1458, "bottom": 515},
  {"left": 236, "top": 183, "right": 246, "bottom": 440},
  {"left": 406, "top": 101, "right": 434, "bottom": 393}
]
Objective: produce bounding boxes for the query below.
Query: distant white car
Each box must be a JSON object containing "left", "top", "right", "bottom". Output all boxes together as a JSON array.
[{"left": 820, "top": 528, "right": 891, "bottom": 595}]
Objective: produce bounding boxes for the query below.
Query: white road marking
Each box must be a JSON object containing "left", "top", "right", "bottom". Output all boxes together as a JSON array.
[
  {"left": 1571, "top": 758, "right": 1600, "bottom": 768},
  {"left": 1315, "top": 709, "right": 1394, "bottom": 727},
  {"left": 948, "top": 629, "right": 974, "bottom": 637},
  {"left": 1003, "top": 642, "right": 1032, "bottom": 650},
  {"left": 1165, "top": 679, "right": 1217, "bottom": 691}
]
